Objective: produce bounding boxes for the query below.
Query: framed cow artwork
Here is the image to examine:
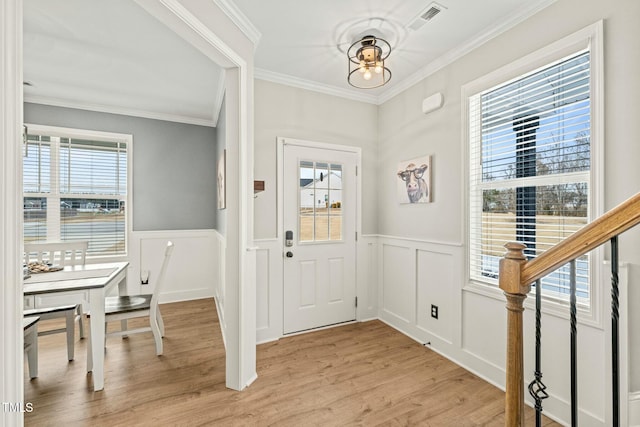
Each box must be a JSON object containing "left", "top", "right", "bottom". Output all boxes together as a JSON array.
[{"left": 396, "top": 155, "right": 431, "bottom": 204}]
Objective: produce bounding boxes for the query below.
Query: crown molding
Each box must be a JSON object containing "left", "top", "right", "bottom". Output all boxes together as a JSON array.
[
  {"left": 24, "top": 95, "right": 218, "bottom": 128},
  {"left": 254, "top": 68, "right": 380, "bottom": 105},
  {"left": 213, "top": 0, "right": 261, "bottom": 47},
  {"left": 377, "top": 0, "right": 558, "bottom": 104},
  {"left": 251, "top": 0, "right": 557, "bottom": 106}
]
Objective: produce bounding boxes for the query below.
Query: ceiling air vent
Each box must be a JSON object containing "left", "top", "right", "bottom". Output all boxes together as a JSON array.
[{"left": 407, "top": 2, "right": 447, "bottom": 31}]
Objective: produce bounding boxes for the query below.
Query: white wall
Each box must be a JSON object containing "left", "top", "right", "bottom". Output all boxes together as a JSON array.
[
  {"left": 253, "top": 80, "right": 378, "bottom": 342},
  {"left": 252, "top": 0, "right": 640, "bottom": 424},
  {"left": 253, "top": 80, "right": 379, "bottom": 239},
  {"left": 375, "top": 0, "right": 640, "bottom": 425}
]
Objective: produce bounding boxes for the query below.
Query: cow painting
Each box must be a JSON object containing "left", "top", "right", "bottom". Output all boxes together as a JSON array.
[{"left": 397, "top": 156, "right": 431, "bottom": 203}]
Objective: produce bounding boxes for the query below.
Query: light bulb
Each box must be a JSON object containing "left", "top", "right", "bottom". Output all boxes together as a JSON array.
[
  {"left": 363, "top": 68, "right": 372, "bottom": 80},
  {"left": 374, "top": 61, "right": 383, "bottom": 74}
]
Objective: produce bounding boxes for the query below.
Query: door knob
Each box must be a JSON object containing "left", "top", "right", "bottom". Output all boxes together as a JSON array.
[{"left": 286, "top": 251, "right": 293, "bottom": 258}]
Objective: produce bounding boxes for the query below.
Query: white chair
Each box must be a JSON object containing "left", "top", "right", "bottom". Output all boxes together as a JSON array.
[
  {"left": 103, "top": 241, "right": 174, "bottom": 355},
  {"left": 24, "top": 241, "right": 88, "bottom": 267},
  {"left": 24, "top": 304, "right": 78, "bottom": 361},
  {"left": 24, "top": 316, "right": 40, "bottom": 379},
  {"left": 24, "top": 241, "right": 89, "bottom": 361}
]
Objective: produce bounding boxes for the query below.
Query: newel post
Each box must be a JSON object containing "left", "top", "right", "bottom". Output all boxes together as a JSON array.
[{"left": 499, "top": 242, "right": 531, "bottom": 427}]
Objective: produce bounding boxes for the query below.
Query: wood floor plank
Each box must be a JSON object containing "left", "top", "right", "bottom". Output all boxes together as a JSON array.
[{"left": 24, "top": 299, "right": 559, "bottom": 426}]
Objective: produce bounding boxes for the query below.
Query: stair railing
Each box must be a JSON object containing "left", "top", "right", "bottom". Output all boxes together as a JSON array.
[{"left": 499, "top": 192, "right": 640, "bottom": 426}]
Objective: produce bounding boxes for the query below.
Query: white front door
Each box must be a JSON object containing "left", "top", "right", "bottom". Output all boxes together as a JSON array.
[{"left": 283, "top": 142, "right": 358, "bottom": 334}]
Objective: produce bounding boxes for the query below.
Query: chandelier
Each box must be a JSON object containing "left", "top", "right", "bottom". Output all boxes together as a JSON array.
[{"left": 347, "top": 35, "right": 392, "bottom": 89}]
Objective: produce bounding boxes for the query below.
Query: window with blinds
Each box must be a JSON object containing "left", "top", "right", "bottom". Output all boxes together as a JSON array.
[
  {"left": 468, "top": 49, "right": 592, "bottom": 303},
  {"left": 24, "top": 128, "right": 129, "bottom": 258}
]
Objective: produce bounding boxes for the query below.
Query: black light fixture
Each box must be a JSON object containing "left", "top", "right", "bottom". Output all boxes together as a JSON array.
[{"left": 347, "top": 35, "right": 392, "bottom": 89}]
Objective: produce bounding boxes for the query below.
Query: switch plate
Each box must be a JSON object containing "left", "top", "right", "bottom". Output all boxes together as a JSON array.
[{"left": 431, "top": 304, "right": 438, "bottom": 319}]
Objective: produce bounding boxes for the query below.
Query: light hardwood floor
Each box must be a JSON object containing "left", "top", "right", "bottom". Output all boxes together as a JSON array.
[{"left": 24, "top": 299, "right": 558, "bottom": 426}]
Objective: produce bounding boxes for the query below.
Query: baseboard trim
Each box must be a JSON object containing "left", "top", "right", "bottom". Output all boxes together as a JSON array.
[
  {"left": 213, "top": 296, "right": 227, "bottom": 351},
  {"left": 160, "top": 288, "right": 214, "bottom": 304}
]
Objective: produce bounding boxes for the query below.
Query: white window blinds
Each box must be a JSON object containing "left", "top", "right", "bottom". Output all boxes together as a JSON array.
[
  {"left": 24, "top": 130, "right": 129, "bottom": 257},
  {"left": 469, "top": 50, "right": 591, "bottom": 302}
]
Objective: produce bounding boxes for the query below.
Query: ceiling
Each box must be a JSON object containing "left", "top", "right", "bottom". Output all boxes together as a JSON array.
[
  {"left": 23, "top": 0, "right": 555, "bottom": 127},
  {"left": 23, "top": 0, "right": 224, "bottom": 127}
]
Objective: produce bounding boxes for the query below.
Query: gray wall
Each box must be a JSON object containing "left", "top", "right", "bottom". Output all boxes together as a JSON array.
[
  {"left": 24, "top": 103, "right": 218, "bottom": 231},
  {"left": 215, "top": 96, "right": 227, "bottom": 235}
]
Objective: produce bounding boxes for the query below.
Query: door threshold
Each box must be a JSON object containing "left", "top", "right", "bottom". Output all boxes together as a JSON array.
[{"left": 283, "top": 319, "right": 357, "bottom": 337}]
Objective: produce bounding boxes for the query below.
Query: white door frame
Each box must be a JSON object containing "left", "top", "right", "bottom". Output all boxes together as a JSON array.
[
  {"left": 277, "top": 137, "right": 363, "bottom": 333},
  {"left": 2, "top": 3, "right": 256, "bottom": 422},
  {"left": 109, "top": 1, "right": 259, "bottom": 392},
  {"left": 110, "top": 0, "right": 259, "bottom": 392},
  {"left": 1, "top": 1, "right": 26, "bottom": 424}
]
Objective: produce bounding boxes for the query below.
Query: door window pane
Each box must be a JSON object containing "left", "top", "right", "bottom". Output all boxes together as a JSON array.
[
  {"left": 330, "top": 164, "right": 342, "bottom": 189},
  {"left": 315, "top": 215, "right": 329, "bottom": 241},
  {"left": 328, "top": 164, "right": 343, "bottom": 240},
  {"left": 298, "top": 161, "right": 343, "bottom": 242}
]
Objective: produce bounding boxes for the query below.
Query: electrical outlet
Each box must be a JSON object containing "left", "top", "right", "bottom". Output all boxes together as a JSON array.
[{"left": 431, "top": 304, "right": 438, "bottom": 319}]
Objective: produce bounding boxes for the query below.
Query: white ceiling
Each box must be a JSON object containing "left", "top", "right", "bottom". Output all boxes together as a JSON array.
[
  {"left": 233, "top": 0, "right": 555, "bottom": 104},
  {"left": 23, "top": 0, "right": 224, "bottom": 127},
  {"left": 23, "top": 0, "right": 555, "bottom": 126}
]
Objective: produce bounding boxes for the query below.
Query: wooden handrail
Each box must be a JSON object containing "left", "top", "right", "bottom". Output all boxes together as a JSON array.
[
  {"left": 521, "top": 192, "right": 640, "bottom": 286},
  {"left": 500, "top": 191, "right": 640, "bottom": 426}
]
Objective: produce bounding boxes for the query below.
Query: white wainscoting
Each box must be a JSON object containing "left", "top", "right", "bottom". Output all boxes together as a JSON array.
[
  {"left": 255, "top": 238, "right": 282, "bottom": 344},
  {"left": 356, "top": 235, "right": 379, "bottom": 321},
  {"left": 377, "top": 235, "right": 464, "bottom": 350},
  {"left": 254, "top": 236, "right": 381, "bottom": 344},
  {"left": 252, "top": 232, "right": 632, "bottom": 425},
  {"left": 374, "top": 233, "right": 632, "bottom": 426},
  {"left": 253, "top": 233, "right": 466, "bottom": 349},
  {"left": 129, "top": 230, "right": 218, "bottom": 303},
  {"left": 212, "top": 230, "right": 226, "bottom": 349}
]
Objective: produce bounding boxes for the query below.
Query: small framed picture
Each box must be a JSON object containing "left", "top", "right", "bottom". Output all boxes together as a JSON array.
[
  {"left": 217, "top": 150, "right": 226, "bottom": 210},
  {"left": 396, "top": 155, "right": 431, "bottom": 204}
]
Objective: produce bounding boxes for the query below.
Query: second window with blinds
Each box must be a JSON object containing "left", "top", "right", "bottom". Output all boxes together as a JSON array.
[
  {"left": 464, "top": 22, "right": 603, "bottom": 312},
  {"left": 24, "top": 125, "right": 131, "bottom": 258}
]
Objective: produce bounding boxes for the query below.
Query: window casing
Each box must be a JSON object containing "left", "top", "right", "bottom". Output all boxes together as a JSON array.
[
  {"left": 464, "top": 22, "right": 603, "bottom": 315},
  {"left": 24, "top": 125, "right": 131, "bottom": 258}
]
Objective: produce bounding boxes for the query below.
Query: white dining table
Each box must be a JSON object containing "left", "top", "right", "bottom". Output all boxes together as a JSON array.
[{"left": 23, "top": 261, "right": 129, "bottom": 391}]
